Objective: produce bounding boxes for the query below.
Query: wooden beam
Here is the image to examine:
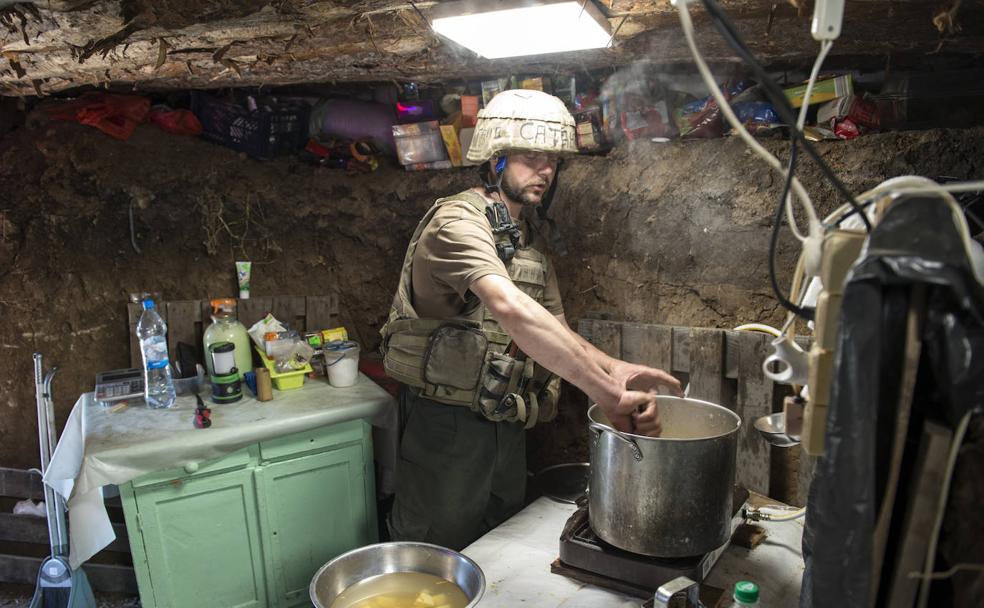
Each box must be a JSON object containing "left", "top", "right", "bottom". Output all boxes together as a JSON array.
[
  {"left": 0, "top": 468, "right": 44, "bottom": 501},
  {"left": 735, "top": 331, "right": 773, "bottom": 495},
  {"left": 3, "top": 0, "right": 983, "bottom": 95},
  {"left": 591, "top": 320, "right": 623, "bottom": 359},
  {"left": 620, "top": 323, "right": 673, "bottom": 372},
  {"left": 0, "top": 513, "right": 130, "bottom": 553},
  {"left": 0, "top": 553, "right": 138, "bottom": 594},
  {"left": 688, "top": 328, "right": 725, "bottom": 404}
]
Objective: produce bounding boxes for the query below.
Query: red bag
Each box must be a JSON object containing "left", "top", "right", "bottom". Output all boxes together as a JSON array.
[
  {"left": 48, "top": 93, "right": 150, "bottom": 141},
  {"left": 149, "top": 109, "right": 203, "bottom": 136}
]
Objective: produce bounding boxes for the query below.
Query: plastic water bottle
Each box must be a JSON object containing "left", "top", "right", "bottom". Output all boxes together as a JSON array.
[
  {"left": 137, "top": 299, "right": 176, "bottom": 409},
  {"left": 725, "top": 581, "right": 760, "bottom": 607}
]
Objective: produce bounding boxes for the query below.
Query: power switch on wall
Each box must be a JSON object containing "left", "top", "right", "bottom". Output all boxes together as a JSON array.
[{"left": 811, "top": 0, "right": 845, "bottom": 41}]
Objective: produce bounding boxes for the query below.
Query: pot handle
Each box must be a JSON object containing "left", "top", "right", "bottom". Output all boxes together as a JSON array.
[{"left": 589, "top": 422, "right": 643, "bottom": 462}]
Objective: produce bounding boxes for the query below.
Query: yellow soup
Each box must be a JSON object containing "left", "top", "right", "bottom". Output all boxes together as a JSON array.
[{"left": 329, "top": 572, "right": 469, "bottom": 608}]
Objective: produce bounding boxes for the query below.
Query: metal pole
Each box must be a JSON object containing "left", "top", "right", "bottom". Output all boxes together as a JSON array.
[
  {"left": 33, "top": 353, "right": 61, "bottom": 556},
  {"left": 43, "top": 366, "right": 68, "bottom": 556}
]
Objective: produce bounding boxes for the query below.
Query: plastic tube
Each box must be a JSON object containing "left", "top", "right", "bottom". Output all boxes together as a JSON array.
[
  {"left": 236, "top": 261, "right": 252, "bottom": 300},
  {"left": 733, "top": 324, "right": 782, "bottom": 337}
]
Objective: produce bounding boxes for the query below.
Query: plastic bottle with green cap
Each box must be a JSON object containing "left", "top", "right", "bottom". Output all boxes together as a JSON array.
[{"left": 730, "top": 581, "right": 760, "bottom": 606}]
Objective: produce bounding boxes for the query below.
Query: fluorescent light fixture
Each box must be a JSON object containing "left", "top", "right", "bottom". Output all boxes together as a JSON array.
[{"left": 430, "top": 0, "right": 613, "bottom": 59}]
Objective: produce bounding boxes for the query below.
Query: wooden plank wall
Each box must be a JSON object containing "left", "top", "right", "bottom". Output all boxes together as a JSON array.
[
  {"left": 127, "top": 294, "right": 340, "bottom": 368},
  {"left": 579, "top": 318, "right": 806, "bottom": 498},
  {"left": 0, "top": 468, "right": 135, "bottom": 591}
]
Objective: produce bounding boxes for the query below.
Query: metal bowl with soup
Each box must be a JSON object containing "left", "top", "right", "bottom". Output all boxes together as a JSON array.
[{"left": 310, "top": 542, "right": 485, "bottom": 608}]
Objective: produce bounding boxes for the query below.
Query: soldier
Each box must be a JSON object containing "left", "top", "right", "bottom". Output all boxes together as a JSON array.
[{"left": 381, "top": 89, "right": 681, "bottom": 550}]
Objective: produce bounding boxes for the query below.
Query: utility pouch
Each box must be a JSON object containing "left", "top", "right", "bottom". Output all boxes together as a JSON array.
[
  {"left": 477, "top": 352, "right": 520, "bottom": 422},
  {"left": 535, "top": 374, "right": 562, "bottom": 422},
  {"left": 422, "top": 323, "right": 488, "bottom": 390},
  {"left": 477, "top": 352, "right": 540, "bottom": 423}
]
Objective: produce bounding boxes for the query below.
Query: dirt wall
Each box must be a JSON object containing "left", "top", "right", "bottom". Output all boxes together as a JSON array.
[{"left": 1, "top": 117, "right": 981, "bottom": 474}]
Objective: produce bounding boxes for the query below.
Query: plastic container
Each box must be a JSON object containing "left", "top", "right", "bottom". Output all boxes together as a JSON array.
[
  {"left": 392, "top": 121, "right": 448, "bottom": 165},
  {"left": 255, "top": 346, "right": 312, "bottom": 391},
  {"left": 136, "top": 299, "right": 176, "bottom": 409},
  {"left": 725, "top": 581, "right": 760, "bottom": 607},
  {"left": 191, "top": 91, "right": 310, "bottom": 160},
  {"left": 203, "top": 299, "right": 252, "bottom": 378},
  {"left": 325, "top": 340, "right": 360, "bottom": 388}
]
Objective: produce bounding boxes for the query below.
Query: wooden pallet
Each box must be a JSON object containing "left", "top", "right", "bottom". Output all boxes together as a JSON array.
[
  {"left": 578, "top": 319, "right": 815, "bottom": 499},
  {"left": 126, "top": 294, "right": 340, "bottom": 368},
  {"left": 0, "top": 467, "right": 137, "bottom": 594}
]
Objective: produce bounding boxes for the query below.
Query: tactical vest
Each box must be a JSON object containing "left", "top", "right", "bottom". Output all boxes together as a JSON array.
[{"left": 380, "top": 190, "right": 561, "bottom": 428}]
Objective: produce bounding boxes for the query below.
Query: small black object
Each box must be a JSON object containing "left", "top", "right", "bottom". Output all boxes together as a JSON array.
[
  {"left": 194, "top": 394, "right": 212, "bottom": 429},
  {"left": 484, "top": 201, "right": 521, "bottom": 263},
  {"left": 176, "top": 342, "right": 201, "bottom": 379}
]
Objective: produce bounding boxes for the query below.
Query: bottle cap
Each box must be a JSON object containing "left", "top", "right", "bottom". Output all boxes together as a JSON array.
[
  {"left": 142, "top": 299, "right": 155, "bottom": 310},
  {"left": 734, "top": 581, "right": 759, "bottom": 604},
  {"left": 211, "top": 298, "right": 236, "bottom": 314}
]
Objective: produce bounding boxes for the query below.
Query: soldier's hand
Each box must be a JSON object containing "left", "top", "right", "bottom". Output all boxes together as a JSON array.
[
  {"left": 611, "top": 361, "right": 683, "bottom": 397},
  {"left": 631, "top": 395, "right": 663, "bottom": 437},
  {"left": 601, "top": 389, "right": 657, "bottom": 433}
]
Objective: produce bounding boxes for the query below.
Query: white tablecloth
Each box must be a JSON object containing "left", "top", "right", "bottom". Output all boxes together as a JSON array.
[
  {"left": 43, "top": 375, "right": 397, "bottom": 569},
  {"left": 462, "top": 497, "right": 804, "bottom": 607}
]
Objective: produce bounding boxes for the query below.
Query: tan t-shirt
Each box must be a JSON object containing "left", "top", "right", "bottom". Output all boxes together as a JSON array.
[{"left": 411, "top": 190, "right": 565, "bottom": 319}]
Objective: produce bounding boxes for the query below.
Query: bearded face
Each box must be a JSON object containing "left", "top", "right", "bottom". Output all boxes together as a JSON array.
[{"left": 498, "top": 152, "right": 559, "bottom": 206}]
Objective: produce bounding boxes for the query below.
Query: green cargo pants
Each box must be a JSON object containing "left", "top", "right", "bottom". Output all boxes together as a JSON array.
[{"left": 388, "top": 387, "right": 526, "bottom": 551}]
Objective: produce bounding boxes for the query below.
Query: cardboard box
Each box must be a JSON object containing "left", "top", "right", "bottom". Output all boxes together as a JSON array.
[
  {"left": 784, "top": 74, "right": 854, "bottom": 109},
  {"left": 460, "top": 95, "right": 479, "bottom": 128},
  {"left": 817, "top": 95, "right": 880, "bottom": 129},
  {"left": 440, "top": 124, "right": 463, "bottom": 167}
]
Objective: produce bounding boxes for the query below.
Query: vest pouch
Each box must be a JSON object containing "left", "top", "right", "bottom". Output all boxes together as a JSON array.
[
  {"left": 477, "top": 352, "right": 519, "bottom": 422},
  {"left": 422, "top": 323, "right": 488, "bottom": 391},
  {"left": 536, "top": 374, "right": 562, "bottom": 422}
]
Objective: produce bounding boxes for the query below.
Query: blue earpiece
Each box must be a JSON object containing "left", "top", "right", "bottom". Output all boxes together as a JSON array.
[{"left": 495, "top": 156, "right": 507, "bottom": 175}]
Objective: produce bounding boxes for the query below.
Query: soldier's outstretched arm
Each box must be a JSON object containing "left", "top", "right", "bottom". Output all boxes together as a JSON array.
[{"left": 471, "top": 274, "right": 654, "bottom": 432}]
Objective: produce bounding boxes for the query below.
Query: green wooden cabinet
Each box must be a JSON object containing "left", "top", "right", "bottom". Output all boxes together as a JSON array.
[{"left": 120, "top": 419, "right": 377, "bottom": 608}]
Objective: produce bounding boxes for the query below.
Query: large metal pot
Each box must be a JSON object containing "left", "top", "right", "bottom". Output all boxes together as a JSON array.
[
  {"left": 309, "top": 542, "right": 485, "bottom": 608},
  {"left": 588, "top": 396, "right": 740, "bottom": 557}
]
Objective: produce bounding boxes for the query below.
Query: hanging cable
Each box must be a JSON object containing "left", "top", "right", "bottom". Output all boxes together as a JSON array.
[
  {"left": 675, "top": 0, "right": 819, "bottom": 246},
  {"left": 917, "top": 410, "right": 973, "bottom": 608},
  {"left": 783, "top": 39, "right": 833, "bottom": 242},
  {"left": 772, "top": 141, "right": 814, "bottom": 319},
  {"left": 696, "top": 0, "right": 872, "bottom": 233}
]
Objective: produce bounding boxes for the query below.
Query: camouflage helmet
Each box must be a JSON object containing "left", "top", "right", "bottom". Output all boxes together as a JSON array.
[{"left": 465, "top": 89, "right": 578, "bottom": 164}]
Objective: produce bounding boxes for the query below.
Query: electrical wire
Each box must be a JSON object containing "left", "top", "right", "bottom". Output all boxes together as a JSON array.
[
  {"left": 733, "top": 323, "right": 782, "bottom": 337},
  {"left": 917, "top": 410, "right": 972, "bottom": 608},
  {"left": 772, "top": 140, "right": 814, "bottom": 319},
  {"left": 744, "top": 505, "right": 807, "bottom": 522},
  {"left": 675, "top": 0, "right": 818, "bottom": 246},
  {"left": 784, "top": 39, "right": 833, "bottom": 242},
  {"left": 908, "top": 563, "right": 984, "bottom": 581},
  {"left": 696, "top": 0, "right": 872, "bottom": 233},
  {"left": 826, "top": 179, "right": 984, "bottom": 227}
]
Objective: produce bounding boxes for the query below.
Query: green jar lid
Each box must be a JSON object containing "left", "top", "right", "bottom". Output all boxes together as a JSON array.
[{"left": 734, "top": 581, "right": 759, "bottom": 603}]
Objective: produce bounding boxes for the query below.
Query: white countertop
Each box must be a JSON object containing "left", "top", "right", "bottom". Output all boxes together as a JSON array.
[
  {"left": 44, "top": 375, "right": 397, "bottom": 569},
  {"left": 462, "top": 497, "right": 804, "bottom": 607}
]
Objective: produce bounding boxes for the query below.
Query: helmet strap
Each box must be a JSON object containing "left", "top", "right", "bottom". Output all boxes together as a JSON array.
[{"left": 480, "top": 156, "right": 507, "bottom": 196}]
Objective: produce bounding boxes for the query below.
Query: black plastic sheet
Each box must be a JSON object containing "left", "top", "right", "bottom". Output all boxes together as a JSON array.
[{"left": 801, "top": 195, "right": 984, "bottom": 607}]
